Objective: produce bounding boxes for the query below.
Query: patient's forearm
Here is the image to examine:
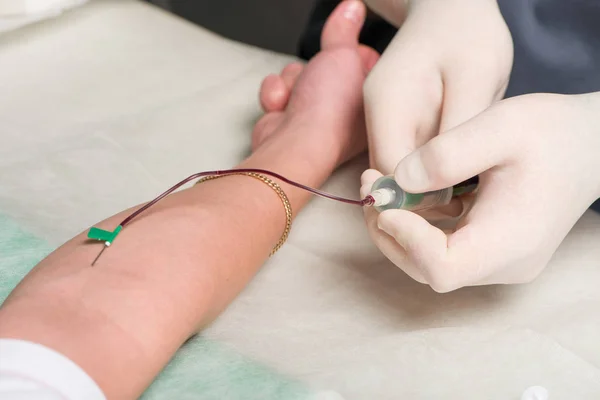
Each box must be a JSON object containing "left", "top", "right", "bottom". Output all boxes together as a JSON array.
[{"left": 0, "top": 131, "right": 340, "bottom": 399}]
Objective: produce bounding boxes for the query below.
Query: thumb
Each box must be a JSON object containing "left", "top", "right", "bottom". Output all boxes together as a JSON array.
[
  {"left": 321, "top": 0, "right": 366, "bottom": 50},
  {"left": 364, "top": 58, "right": 442, "bottom": 174},
  {"left": 394, "top": 104, "right": 517, "bottom": 192}
]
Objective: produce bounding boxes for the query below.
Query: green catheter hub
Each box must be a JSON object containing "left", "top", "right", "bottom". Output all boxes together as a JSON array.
[{"left": 88, "top": 225, "right": 123, "bottom": 266}]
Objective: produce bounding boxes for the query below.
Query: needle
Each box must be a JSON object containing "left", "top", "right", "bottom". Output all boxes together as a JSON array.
[{"left": 91, "top": 244, "right": 108, "bottom": 266}]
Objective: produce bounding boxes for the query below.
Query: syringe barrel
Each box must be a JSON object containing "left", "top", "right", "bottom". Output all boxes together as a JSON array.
[{"left": 370, "top": 175, "right": 470, "bottom": 213}]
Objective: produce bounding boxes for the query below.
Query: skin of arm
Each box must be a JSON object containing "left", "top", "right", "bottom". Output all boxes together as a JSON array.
[{"left": 0, "top": 130, "right": 341, "bottom": 399}]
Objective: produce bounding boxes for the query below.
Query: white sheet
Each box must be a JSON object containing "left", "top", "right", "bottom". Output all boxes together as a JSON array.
[
  {"left": 1, "top": 1, "right": 599, "bottom": 398},
  {"left": 0, "top": 0, "right": 87, "bottom": 33}
]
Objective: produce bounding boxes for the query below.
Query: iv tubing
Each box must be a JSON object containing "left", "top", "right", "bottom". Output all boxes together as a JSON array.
[{"left": 118, "top": 168, "right": 375, "bottom": 228}]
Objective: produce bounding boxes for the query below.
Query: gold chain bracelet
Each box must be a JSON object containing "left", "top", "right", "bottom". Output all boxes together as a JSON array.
[{"left": 196, "top": 172, "right": 292, "bottom": 256}]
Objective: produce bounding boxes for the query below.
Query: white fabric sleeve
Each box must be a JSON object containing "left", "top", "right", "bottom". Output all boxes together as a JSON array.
[{"left": 0, "top": 339, "right": 106, "bottom": 400}]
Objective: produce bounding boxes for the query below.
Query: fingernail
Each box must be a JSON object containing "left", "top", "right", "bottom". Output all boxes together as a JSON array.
[
  {"left": 343, "top": 1, "right": 362, "bottom": 22},
  {"left": 395, "top": 152, "right": 430, "bottom": 191}
]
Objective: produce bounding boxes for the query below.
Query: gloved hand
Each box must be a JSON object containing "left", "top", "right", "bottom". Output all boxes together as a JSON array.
[
  {"left": 363, "top": 0, "right": 513, "bottom": 174},
  {"left": 361, "top": 93, "right": 600, "bottom": 292},
  {"left": 362, "top": 0, "right": 408, "bottom": 27}
]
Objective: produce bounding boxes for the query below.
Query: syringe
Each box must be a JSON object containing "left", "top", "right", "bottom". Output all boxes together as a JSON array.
[{"left": 369, "top": 175, "right": 479, "bottom": 213}]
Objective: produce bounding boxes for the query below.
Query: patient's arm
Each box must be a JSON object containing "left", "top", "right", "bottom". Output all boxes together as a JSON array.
[
  {"left": 0, "top": 2, "right": 376, "bottom": 398},
  {"left": 0, "top": 130, "right": 337, "bottom": 399}
]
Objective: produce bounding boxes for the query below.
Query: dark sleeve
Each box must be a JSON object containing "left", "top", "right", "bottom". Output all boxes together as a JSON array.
[{"left": 297, "top": 0, "right": 398, "bottom": 60}]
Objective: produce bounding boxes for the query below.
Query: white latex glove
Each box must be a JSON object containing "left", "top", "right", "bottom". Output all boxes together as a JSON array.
[
  {"left": 363, "top": 0, "right": 513, "bottom": 174},
  {"left": 361, "top": 93, "right": 600, "bottom": 292},
  {"left": 362, "top": 0, "right": 408, "bottom": 27}
]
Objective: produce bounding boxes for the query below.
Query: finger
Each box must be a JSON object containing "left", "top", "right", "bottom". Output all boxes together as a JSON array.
[
  {"left": 377, "top": 210, "right": 454, "bottom": 292},
  {"left": 360, "top": 182, "right": 372, "bottom": 199},
  {"left": 280, "top": 63, "right": 304, "bottom": 92},
  {"left": 251, "top": 112, "right": 283, "bottom": 150},
  {"left": 364, "top": 35, "right": 443, "bottom": 174},
  {"left": 358, "top": 45, "right": 380, "bottom": 73},
  {"left": 259, "top": 74, "right": 287, "bottom": 112},
  {"left": 361, "top": 170, "right": 427, "bottom": 283},
  {"left": 378, "top": 210, "right": 447, "bottom": 268},
  {"left": 444, "top": 186, "right": 532, "bottom": 288},
  {"left": 361, "top": 169, "right": 384, "bottom": 188},
  {"left": 275, "top": 63, "right": 305, "bottom": 110},
  {"left": 394, "top": 102, "right": 517, "bottom": 192},
  {"left": 363, "top": 206, "right": 427, "bottom": 284},
  {"left": 360, "top": 169, "right": 380, "bottom": 202},
  {"left": 321, "top": 0, "right": 366, "bottom": 50}
]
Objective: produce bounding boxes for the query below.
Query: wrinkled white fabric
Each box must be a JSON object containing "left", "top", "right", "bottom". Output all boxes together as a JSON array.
[
  {"left": 1, "top": 1, "right": 600, "bottom": 398},
  {"left": 0, "top": 339, "right": 105, "bottom": 400},
  {"left": 0, "top": 0, "right": 88, "bottom": 33}
]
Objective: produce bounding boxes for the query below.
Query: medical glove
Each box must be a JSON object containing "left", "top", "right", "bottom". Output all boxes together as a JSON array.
[{"left": 362, "top": 93, "right": 600, "bottom": 292}]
